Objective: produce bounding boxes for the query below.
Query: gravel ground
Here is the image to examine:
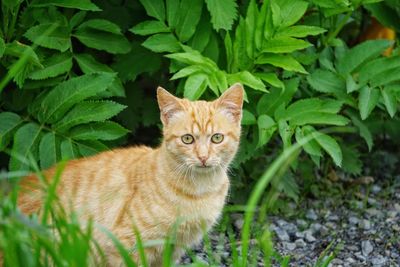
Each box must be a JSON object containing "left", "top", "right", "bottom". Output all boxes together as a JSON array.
[{"left": 179, "top": 151, "right": 400, "bottom": 266}]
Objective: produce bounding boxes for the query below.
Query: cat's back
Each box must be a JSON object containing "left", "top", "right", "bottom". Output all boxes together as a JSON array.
[{"left": 18, "top": 145, "right": 156, "bottom": 216}]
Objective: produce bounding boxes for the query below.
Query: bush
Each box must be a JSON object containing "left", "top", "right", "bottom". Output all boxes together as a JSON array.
[{"left": 0, "top": 0, "right": 399, "bottom": 203}]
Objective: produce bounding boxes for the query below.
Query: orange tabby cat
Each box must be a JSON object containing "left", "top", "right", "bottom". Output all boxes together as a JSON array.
[{"left": 18, "top": 83, "right": 244, "bottom": 266}]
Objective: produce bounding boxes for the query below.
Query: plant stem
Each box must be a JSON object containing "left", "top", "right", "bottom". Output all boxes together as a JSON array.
[{"left": 325, "top": 11, "right": 352, "bottom": 45}]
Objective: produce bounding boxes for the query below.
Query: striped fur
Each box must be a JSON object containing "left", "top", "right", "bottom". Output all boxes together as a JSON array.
[{"left": 18, "top": 84, "right": 244, "bottom": 266}]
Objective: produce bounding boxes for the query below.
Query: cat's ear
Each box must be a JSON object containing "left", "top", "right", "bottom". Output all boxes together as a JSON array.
[
  {"left": 157, "top": 87, "right": 183, "bottom": 125},
  {"left": 216, "top": 83, "right": 244, "bottom": 123}
]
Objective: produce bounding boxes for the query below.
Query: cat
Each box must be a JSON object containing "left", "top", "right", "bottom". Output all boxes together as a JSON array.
[{"left": 17, "top": 83, "right": 244, "bottom": 266}]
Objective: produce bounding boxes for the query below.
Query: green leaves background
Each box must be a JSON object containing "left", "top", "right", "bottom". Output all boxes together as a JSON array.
[{"left": 0, "top": 0, "right": 399, "bottom": 201}]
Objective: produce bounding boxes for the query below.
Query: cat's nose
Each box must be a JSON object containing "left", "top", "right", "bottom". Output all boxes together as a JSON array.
[{"left": 198, "top": 156, "right": 208, "bottom": 166}]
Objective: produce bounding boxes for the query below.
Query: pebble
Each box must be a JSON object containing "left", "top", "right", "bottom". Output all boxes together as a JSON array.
[
  {"left": 360, "top": 219, "right": 371, "bottom": 230},
  {"left": 274, "top": 227, "right": 290, "bottom": 242},
  {"left": 295, "top": 239, "right": 307, "bottom": 248},
  {"left": 234, "top": 218, "right": 244, "bottom": 230},
  {"left": 361, "top": 240, "right": 374, "bottom": 256},
  {"left": 348, "top": 216, "right": 359, "bottom": 225},
  {"left": 304, "top": 231, "right": 316, "bottom": 243},
  {"left": 284, "top": 242, "right": 296, "bottom": 251},
  {"left": 371, "top": 254, "right": 387, "bottom": 266},
  {"left": 371, "top": 185, "right": 382, "bottom": 194},
  {"left": 306, "top": 209, "right": 318, "bottom": 220}
]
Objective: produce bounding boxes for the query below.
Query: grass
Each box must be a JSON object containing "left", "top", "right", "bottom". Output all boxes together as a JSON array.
[{"left": 0, "top": 134, "right": 338, "bottom": 267}]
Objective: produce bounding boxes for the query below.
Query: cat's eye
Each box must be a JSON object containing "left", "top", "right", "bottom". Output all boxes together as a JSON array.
[
  {"left": 211, "top": 133, "right": 224, "bottom": 144},
  {"left": 181, "top": 134, "right": 194, "bottom": 144}
]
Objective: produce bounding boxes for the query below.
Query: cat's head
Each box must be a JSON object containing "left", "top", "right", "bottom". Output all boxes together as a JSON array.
[{"left": 157, "top": 84, "right": 243, "bottom": 174}]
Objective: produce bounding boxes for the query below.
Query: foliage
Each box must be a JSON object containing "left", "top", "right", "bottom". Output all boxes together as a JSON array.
[{"left": 0, "top": 0, "right": 399, "bottom": 203}]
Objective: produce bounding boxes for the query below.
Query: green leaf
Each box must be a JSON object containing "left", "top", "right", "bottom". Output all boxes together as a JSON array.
[
  {"left": 188, "top": 15, "right": 212, "bottom": 52},
  {"left": 166, "top": 51, "right": 216, "bottom": 68},
  {"left": 31, "top": 0, "right": 100, "bottom": 11},
  {"left": 60, "top": 139, "right": 79, "bottom": 160},
  {"left": 262, "top": 37, "right": 311, "bottom": 53},
  {"left": 277, "top": 25, "right": 326, "bottom": 38},
  {"left": 370, "top": 67, "right": 400, "bottom": 87},
  {"left": 312, "top": 130, "right": 342, "bottom": 167},
  {"left": 307, "top": 69, "right": 345, "bottom": 93},
  {"left": 0, "top": 112, "right": 22, "bottom": 151},
  {"left": 278, "top": 120, "right": 293, "bottom": 149},
  {"left": 295, "top": 126, "right": 322, "bottom": 157},
  {"left": 175, "top": 0, "right": 203, "bottom": 42},
  {"left": 9, "top": 123, "right": 42, "bottom": 171},
  {"left": 348, "top": 111, "right": 373, "bottom": 151},
  {"left": 257, "top": 78, "right": 298, "bottom": 116},
  {"left": 166, "top": 0, "right": 180, "bottom": 28},
  {"left": 227, "top": 71, "right": 266, "bottom": 92},
  {"left": 242, "top": 109, "right": 257, "bottom": 125},
  {"left": 341, "top": 145, "right": 362, "bottom": 175},
  {"left": 277, "top": 0, "right": 308, "bottom": 27},
  {"left": 29, "top": 52, "right": 72, "bottom": 80},
  {"left": 4, "top": 41, "right": 42, "bottom": 67},
  {"left": 74, "top": 54, "right": 124, "bottom": 97},
  {"left": 358, "top": 56, "right": 400, "bottom": 86},
  {"left": 358, "top": 86, "right": 380, "bottom": 120},
  {"left": 254, "top": 72, "right": 284, "bottom": 89},
  {"left": 77, "top": 19, "right": 122, "bottom": 34},
  {"left": 70, "top": 121, "right": 129, "bottom": 141},
  {"left": 74, "top": 29, "right": 130, "bottom": 54},
  {"left": 0, "top": 37, "right": 5, "bottom": 58},
  {"left": 381, "top": 88, "right": 397, "bottom": 118},
  {"left": 139, "top": 0, "right": 165, "bottom": 21},
  {"left": 55, "top": 101, "right": 126, "bottom": 131},
  {"left": 256, "top": 54, "right": 307, "bottom": 74},
  {"left": 142, "top": 33, "right": 181, "bottom": 53},
  {"left": 77, "top": 140, "right": 108, "bottom": 157},
  {"left": 39, "top": 73, "right": 116, "bottom": 123},
  {"left": 24, "top": 23, "right": 71, "bottom": 52},
  {"left": 346, "top": 74, "right": 358, "bottom": 93},
  {"left": 39, "top": 132, "right": 58, "bottom": 169},
  {"left": 257, "top": 115, "right": 276, "bottom": 148},
  {"left": 282, "top": 98, "right": 349, "bottom": 126},
  {"left": 130, "top": 21, "right": 170, "bottom": 36},
  {"left": 336, "top": 40, "right": 392, "bottom": 75},
  {"left": 170, "top": 65, "right": 204, "bottom": 80},
  {"left": 205, "top": 0, "right": 238, "bottom": 31},
  {"left": 184, "top": 73, "right": 208, "bottom": 100}
]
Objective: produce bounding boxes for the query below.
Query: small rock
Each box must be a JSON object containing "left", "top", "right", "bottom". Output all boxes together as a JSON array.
[
  {"left": 306, "top": 209, "right": 318, "bottom": 221},
  {"left": 360, "top": 219, "right": 372, "bottom": 230},
  {"left": 295, "top": 239, "right": 307, "bottom": 248},
  {"left": 274, "top": 227, "right": 290, "bottom": 242},
  {"left": 325, "top": 222, "right": 337, "bottom": 229},
  {"left": 368, "top": 197, "right": 377, "bottom": 205},
  {"left": 327, "top": 214, "right": 339, "bottom": 221},
  {"left": 304, "top": 230, "right": 316, "bottom": 243},
  {"left": 366, "top": 208, "right": 383, "bottom": 217},
  {"left": 371, "top": 255, "right": 387, "bottom": 266},
  {"left": 355, "top": 252, "right": 366, "bottom": 261},
  {"left": 371, "top": 185, "right": 381, "bottom": 194},
  {"left": 347, "top": 245, "right": 359, "bottom": 252},
  {"left": 394, "top": 203, "right": 400, "bottom": 212},
  {"left": 284, "top": 242, "right": 296, "bottom": 251},
  {"left": 310, "top": 223, "right": 322, "bottom": 233},
  {"left": 295, "top": 231, "right": 305, "bottom": 239},
  {"left": 345, "top": 257, "right": 356, "bottom": 263},
  {"left": 234, "top": 218, "right": 244, "bottom": 230},
  {"left": 361, "top": 240, "right": 374, "bottom": 256},
  {"left": 296, "top": 219, "right": 308, "bottom": 228},
  {"left": 348, "top": 216, "right": 359, "bottom": 225}
]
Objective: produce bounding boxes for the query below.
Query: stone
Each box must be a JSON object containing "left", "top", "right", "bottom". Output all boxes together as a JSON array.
[
  {"left": 295, "top": 239, "right": 307, "bottom": 248},
  {"left": 234, "top": 218, "right": 244, "bottom": 230},
  {"left": 304, "top": 230, "right": 316, "bottom": 243},
  {"left": 274, "top": 227, "right": 290, "bottom": 242},
  {"left": 295, "top": 231, "right": 305, "bottom": 239},
  {"left": 348, "top": 216, "right": 359, "bottom": 225},
  {"left": 284, "top": 242, "right": 296, "bottom": 251},
  {"left": 310, "top": 223, "right": 322, "bottom": 233},
  {"left": 327, "top": 214, "right": 339, "bottom": 221},
  {"left": 361, "top": 240, "right": 374, "bottom": 256},
  {"left": 394, "top": 203, "right": 400, "bottom": 212},
  {"left": 360, "top": 219, "right": 371, "bottom": 230},
  {"left": 306, "top": 209, "right": 318, "bottom": 221},
  {"left": 371, "top": 255, "right": 387, "bottom": 266},
  {"left": 296, "top": 219, "right": 308, "bottom": 229},
  {"left": 371, "top": 185, "right": 381, "bottom": 194}
]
